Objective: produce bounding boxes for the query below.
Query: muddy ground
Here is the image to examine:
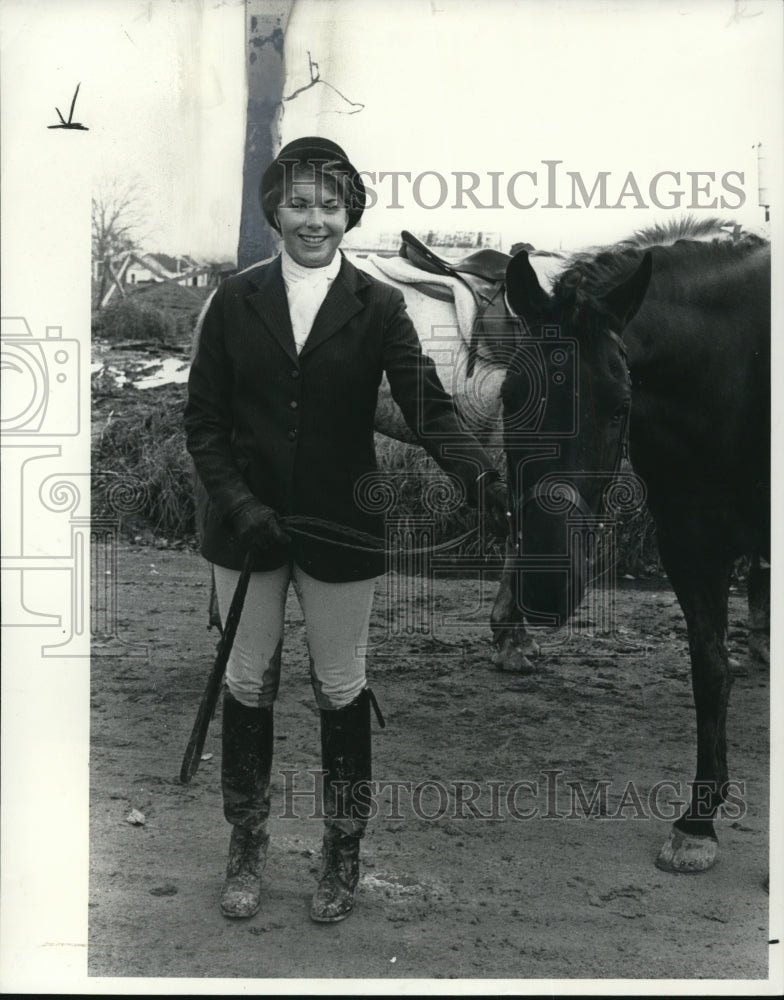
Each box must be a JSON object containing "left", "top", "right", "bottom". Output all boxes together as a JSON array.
[{"left": 88, "top": 544, "right": 771, "bottom": 985}]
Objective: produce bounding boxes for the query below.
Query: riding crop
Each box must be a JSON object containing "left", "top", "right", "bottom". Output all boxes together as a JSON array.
[{"left": 179, "top": 513, "right": 503, "bottom": 783}]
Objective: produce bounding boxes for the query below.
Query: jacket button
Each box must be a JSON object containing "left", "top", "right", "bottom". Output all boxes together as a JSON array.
[
  {"left": 288, "top": 429, "right": 297, "bottom": 440},
  {"left": 290, "top": 400, "right": 298, "bottom": 409},
  {"left": 291, "top": 370, "right": 300, "bottom": 379}
]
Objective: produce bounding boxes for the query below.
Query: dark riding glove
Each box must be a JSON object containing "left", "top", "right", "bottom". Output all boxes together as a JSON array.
[
  {"left": 476, "top": 472, "right": 510, "bottom": 540},
  {"left": 230, "top": 498, "right": 291, "bottom": 551}
]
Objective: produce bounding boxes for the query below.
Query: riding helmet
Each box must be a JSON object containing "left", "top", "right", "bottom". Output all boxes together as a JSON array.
[{"left": 259, "top": 136, "right": 366, "bottom": 232}]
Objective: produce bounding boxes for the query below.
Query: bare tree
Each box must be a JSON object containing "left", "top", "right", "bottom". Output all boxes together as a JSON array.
[{"left": 91, "top": 177, "right": 147, "bottom": 309}]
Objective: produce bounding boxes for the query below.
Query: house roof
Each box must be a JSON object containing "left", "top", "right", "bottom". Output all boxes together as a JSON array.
[
  {"left": 127, "top": 252, "right": 205, "bottom": 276},
  {"left": 131, "top": 254, "right": 172, "bottom": 278},
  {"left": 98, "top": 250, "right": 215, "bottom": 308}
]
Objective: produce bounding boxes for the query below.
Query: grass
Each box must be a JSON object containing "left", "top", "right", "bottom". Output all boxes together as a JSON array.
[{"left": 92, "top": 380, "right": 196, "bottom": 541}]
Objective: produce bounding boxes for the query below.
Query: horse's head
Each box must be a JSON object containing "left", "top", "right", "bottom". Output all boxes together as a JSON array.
[{"left": 500, "top": 248, "right": 652, "bottom": 625}]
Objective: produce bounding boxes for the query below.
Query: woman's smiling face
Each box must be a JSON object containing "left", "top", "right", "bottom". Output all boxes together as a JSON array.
[{"left": 276, "top": 167, "right": 349, "bottom": 268}]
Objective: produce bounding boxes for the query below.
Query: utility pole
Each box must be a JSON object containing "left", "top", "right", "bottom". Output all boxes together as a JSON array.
[{"left": 754, "top": 142, "right": 770, "bottom": 223}]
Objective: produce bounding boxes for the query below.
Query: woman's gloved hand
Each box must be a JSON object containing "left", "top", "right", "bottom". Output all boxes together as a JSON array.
[{"left": 231, "top": 498, "right": 291, "bottom": 551}]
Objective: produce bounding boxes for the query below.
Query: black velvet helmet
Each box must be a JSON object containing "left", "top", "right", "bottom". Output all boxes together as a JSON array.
[{"left": 259, "top": 136, "right": 366, "bottom": 232}]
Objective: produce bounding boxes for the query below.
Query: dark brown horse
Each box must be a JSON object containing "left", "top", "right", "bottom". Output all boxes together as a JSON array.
[{"left": 495, "top": 219, "right": 770, "bottom": 873}]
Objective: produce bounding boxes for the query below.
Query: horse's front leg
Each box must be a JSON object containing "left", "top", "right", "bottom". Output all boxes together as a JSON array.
[
  {"left": 490, "top": 544, "right": 540, "bottom": 672},
  {"left": 654, "top": 533, "right": 735, "bottom": 874}
]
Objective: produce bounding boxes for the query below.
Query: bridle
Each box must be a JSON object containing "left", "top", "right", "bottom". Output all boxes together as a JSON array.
[{"left": 511, "top": 326, "right": 632, "bottom": 540}]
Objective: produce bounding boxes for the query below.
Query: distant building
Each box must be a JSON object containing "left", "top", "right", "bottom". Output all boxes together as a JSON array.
[
  {"left": 124, "top": 253, "right": 210, "bottom": 288},
  {"left": 95, "top": 250, "right": 231, "bottom": 308},
  {"left": 345, "top": 230, "right": 503, "bottom": 257}
]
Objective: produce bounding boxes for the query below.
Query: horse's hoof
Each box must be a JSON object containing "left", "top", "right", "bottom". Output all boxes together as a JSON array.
[
  {"left": 492, "top": 641, "right": 539, "bottom": 673},
  {"left": 493, "top": 651, "right": 534, "bottom": 673},
  {"left": 655, "top": 827, "right": 718, "bottom": 873}
]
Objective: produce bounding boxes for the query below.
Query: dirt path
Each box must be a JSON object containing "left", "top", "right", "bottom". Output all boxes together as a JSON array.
[{"left": 89, "top": 544, "right": 769, "bottom": 981}]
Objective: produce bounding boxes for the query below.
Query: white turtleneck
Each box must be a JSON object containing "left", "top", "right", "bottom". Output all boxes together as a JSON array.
[{"left": 281, "top": 249, "right": 342, "bottom": 353}]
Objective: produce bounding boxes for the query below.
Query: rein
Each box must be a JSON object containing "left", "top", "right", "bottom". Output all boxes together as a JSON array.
[{"left": 280, "top": 514, "right": 484, "bottom": 555}]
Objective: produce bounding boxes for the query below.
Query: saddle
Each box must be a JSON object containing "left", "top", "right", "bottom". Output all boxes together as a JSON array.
[
  {"left": 399, "top": 229, "right": 512, "bottom": 282},
  {"left": 398, "top": 230, "right": 517, "bottom": 376}
]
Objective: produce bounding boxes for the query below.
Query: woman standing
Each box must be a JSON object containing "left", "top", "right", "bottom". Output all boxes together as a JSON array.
[{"left": 184, "top": 137, "right": 508, "bottom": 924}]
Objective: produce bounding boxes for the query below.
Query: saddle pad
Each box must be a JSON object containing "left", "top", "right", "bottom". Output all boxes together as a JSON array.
[{"left": 363, "top": 254, "right": 478, "bottom": 344}]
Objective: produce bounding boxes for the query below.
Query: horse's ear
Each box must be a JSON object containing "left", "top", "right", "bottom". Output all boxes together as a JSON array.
[
  {"left": 505, "top": 250, "right": 550, "bottom": 322},
  {"left": 602, "top": 251, "right": 652, "bottom": 331}
]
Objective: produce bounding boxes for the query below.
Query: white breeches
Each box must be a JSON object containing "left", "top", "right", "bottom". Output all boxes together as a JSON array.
[{"left": 212, "top": 562, "right": 377, "bottom": 711}]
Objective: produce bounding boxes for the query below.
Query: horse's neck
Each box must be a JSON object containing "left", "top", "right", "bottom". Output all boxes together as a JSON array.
[
  {"left": 625, "top": 245, "right": 769, "bottom": 476},
  {"left": 633, "top": 245, "right": 770, "bottom": 350}
]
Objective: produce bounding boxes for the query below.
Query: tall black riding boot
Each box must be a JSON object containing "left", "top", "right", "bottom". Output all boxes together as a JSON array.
[
  {"left": 219, "top": 689, "right": 274, "bottom": 919},
  {"left": 310, "top": 687, "right": 380, "bottom": 924}
]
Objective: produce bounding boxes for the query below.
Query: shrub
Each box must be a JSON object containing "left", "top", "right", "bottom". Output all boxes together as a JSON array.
[
  {"left": 373, "top": 434, "right": 503, "bottom": 557},
  {"left": 93, "top": 298, "right": 176, "bottom": 343}
]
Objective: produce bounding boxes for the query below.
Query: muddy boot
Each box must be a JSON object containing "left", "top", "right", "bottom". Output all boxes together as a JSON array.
[
  {"left": 310, "top": 687, "right": 384, "bottom": 924},
  {"left": 221, "top": 825, "right": 269, "bottom": 919},
  {"left": 219, "top": 690, "right": 273, "bottom": 919},
  {"left": 311, "top": 826, "right": 361, "bottom": 923}
]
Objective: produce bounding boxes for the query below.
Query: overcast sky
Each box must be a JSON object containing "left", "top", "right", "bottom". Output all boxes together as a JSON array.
[
  {"left": 0, "top": 6, "right": 781, "bottom": 988},
  {"left": 2, "top": 0, "right": 781, "bottom": 259}
]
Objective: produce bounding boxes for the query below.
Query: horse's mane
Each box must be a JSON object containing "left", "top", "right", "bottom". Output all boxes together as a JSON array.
[
  {"left": 552, "top": 215, "right": 768, "bottom": 304},
  {"left": 614, "top": 215, "right": 749, "bottom": 249}
]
